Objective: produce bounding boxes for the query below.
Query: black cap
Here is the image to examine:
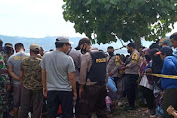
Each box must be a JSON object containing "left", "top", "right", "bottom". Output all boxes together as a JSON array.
[
  {"left": 75, "top": 38, "right": 91, "bottom": 50},
  {"left": 156, "top": 46, "right": 173, "bottom": 56},
  {"left": 127, "top": 43, "right": 135, "bottom": 48}
]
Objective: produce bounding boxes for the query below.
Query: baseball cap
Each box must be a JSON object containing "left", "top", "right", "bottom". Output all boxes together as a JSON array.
[
  {"left": 56, "top": 36, "right": 73, "bottom": 44},
  {"left": 30, "top": 44, "right": 40, "bottom": 51},
  {"left": 5, "top": 43, "right": 13, "bottom": 48},
  {"left": 156, "top": 46, "right": 173, "bottom": 55},
  {"left": 75, "top": 38, "right": 91, "bottom": 50}
]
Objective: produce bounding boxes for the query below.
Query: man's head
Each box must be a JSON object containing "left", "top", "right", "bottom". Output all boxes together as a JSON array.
[
  {"left": 55, "top": 36, "right": 72, "bottom": 53},
  {"left": 127, "top": 43, "right": 135, "bottom": 54},
  {"left": 0, "top": 39, "right": 3, "bottom": 52},
  {"left": 4, "top": 43, "right": 14, "bottom": 55},
  {"left": 29, "top": 44, "right": 40, "bottom": 55},
  {"left": 143, "top": 48, "right": 151, "bottom": 61},
  {"left": 170, "top": 32, "right": 177, "bottom": 48},
  {"left": 107, "top": 46, "right": 114, "bottom": 56},
  {"left": 14, "top": 43, "right": 25, "bottom": 53},
  {"left": 139, "top": 46, "right": 146, "bottom": 57},
  {"left": 161, "top": 38, "right": 171, "bottom": 47},
  {"left": 75, "top": 38, "right": 91, "bottom": 54},
  {"left": 149, "top": 43, "right": 160, "bottom": 50},
  {"left": 156, "top": 46, "right": 173, "bottom": 61},
  {"left": 40, "top": 47, "right": 44, "bottom": 56}
]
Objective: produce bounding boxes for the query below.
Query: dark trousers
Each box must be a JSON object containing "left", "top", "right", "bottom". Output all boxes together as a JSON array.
[
  {"left": 139, "top": 86, "right": 155, "bottom": 109},
  {"left": 78, "top": 83, "right": 107, "bottom": 118},
  {"left": 18, "top": 86, "right": 43, "bottom": 118},
  {"left": 113, "top": 77, "right": 119, "bottom": 88},
  {"left": 125, "top": 74, "right": 139, "bottom": 107},
  {"left": 47, "top": 91, "right": 73, "bottom": 118},
  {"left": 75, "top": 82, "right": 80, "bottom": 117},
  {"left": 163, "top": 88, "right": 177, "bottom": 118}
]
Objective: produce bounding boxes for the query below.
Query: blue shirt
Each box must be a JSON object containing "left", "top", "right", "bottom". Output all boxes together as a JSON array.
[{"left": 161, "top": 56, "right": 177, "bottom": 90}]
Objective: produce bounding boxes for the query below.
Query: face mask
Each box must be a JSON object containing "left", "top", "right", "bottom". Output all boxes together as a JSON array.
[
  {"left": 81, "top": 45, "right": 87, "bottom": 54},
  {"left": 108, "top": 52, "right": 114, "bottom": 56},
  {"left": 127, "top": 49, "right": 132, "bottom": 54}
]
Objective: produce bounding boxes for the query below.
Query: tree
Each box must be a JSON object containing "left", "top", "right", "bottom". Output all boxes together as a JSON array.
[{"left": 62, "top": 0, "right": 177, "bottom": 48}]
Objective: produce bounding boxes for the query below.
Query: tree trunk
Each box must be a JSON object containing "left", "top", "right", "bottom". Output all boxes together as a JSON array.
[{"left": 135, "top": 37, "right": 142, "bottom": 50}]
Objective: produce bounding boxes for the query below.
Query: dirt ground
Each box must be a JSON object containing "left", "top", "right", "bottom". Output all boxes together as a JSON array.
[
  {"left": 112, "top": 107, "right": 149, "bottom": 118},
  {"left": 91, "top": 98, "right": 151, "bottom": 118}
]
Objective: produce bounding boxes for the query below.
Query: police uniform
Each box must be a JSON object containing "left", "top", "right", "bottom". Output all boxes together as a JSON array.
[
  {"left": 67, "top": 49, "right": 81, "bottom": 117},
  {"left": 79, "top": 48, "right": 107, "bottom": 118},
  {"left": 124, "top": 49, "right": 140, "bottom": 108},
  {"left": 107, "top": 55, "right": 124, "bottom": 87}
]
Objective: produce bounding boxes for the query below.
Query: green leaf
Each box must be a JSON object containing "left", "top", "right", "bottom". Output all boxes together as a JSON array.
[
  {"left": 128, "top": 2, "right": 134, "bottom": 9},
  {"left": 105, "top": 4, "right": 111, "bottom": 10},
  {"left": 110, "top": 0, "right": 117, "bottom": 5},
  {"left": 63, "top": 0, "right": 176, "bottom": 44},
  {"left": 85, "top": 0, "right": 92, "bottom": 5}
]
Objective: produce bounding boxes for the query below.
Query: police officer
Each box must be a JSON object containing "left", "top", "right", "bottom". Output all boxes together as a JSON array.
[
  {"left": 67, "top": 46, "right": 81, "bottom": 117},
  {"left": 121, "top": 43, "right": 140, "bottom": 110},
  {"left": 75, "top": 38, "right": 107, "bottom": 118},
  {"left": 107, "top": 46, "right": 124, "bottom": 88}
]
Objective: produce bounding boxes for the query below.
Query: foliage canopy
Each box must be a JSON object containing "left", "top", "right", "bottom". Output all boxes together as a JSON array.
[{"left": 63, "top": 0, "right": 177, "bottom": 44}]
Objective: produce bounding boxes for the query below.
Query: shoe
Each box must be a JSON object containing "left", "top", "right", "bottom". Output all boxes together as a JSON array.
[
  {"left": 149, "top": 110, "right": 156, "bottom": 118},
  {"left": 118, "top": 102, "right": 124, "bottom": 107},
  {"left": 149, "top": 114, "right": 157, "bottom": 118},
  {"left": 125, "top": 106, "right": 135, "bottom": 110}
]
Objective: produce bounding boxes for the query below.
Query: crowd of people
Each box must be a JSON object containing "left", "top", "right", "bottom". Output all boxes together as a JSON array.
[{"left": 0, "top": 32, "right": 177, "bottom": 118}]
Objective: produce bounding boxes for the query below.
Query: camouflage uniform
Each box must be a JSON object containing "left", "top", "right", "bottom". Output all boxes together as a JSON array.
[
  {"left": 20, "top": 56, "right": 42, "bottom": 90},
  {"left": 0, "top": 52, "right": 10, "bottom": 117},
  {"left": 18, "top": 56, "right": 43, "bottom": 118}
]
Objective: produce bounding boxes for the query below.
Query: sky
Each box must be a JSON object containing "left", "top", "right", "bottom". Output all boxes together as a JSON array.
[
  {"left": 0, "top": 0, "right": 85, "bottom": 38},
  {"left": 0, "top": 0, "right": 176, "bottom": 38}
]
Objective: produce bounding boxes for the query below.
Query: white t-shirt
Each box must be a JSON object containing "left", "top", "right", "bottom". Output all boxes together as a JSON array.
[{"left": 139, "top": 75, "right": 153, "bottom": 90}]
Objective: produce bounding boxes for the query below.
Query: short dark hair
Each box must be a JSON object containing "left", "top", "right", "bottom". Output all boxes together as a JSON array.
[
  {"left": 149, "top": 43, "right": 160, "bottom": 50},
  {"left": 0, "top": 39, "right": 3, "bottom": 46},
  {"left": 107, "top": 46, "right": 114, "bottom": 50},
  {"left": 170, "top": 32, "right": 177, "bottom": 41},
  {"left": 55, "top": 42, "right": 69, "bottom": 48},
  {"left": 127, "top": 43, "right": 135, "bottom": 48},
  {"left": 15, "top": 43, "right": 24, "bottom": 50},
  {"left": 30, "top": 50, "right": 39, "bottom": 54},
  {"left": 139, "top": 46, "right": 146, "bottom": 49}
]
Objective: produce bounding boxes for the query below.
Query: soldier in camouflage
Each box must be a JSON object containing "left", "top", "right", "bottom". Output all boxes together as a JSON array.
[
  {"left": 18, "top": 44, "right": 43, "bottom": 118},
  {"left": 0, "top": 39, "right": 10, "bottom": 117}
]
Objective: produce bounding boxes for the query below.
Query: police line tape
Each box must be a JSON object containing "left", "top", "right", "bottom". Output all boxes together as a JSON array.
[{"left": 145, "top": 73, "right": 177, "bottom": 79}]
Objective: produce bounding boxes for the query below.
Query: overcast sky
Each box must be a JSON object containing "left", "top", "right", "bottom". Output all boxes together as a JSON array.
[{"left": 0, "top": 0, "right": 176, "bottom": 38}]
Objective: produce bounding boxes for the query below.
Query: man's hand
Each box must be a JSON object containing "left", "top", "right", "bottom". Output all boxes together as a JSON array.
[
  {"left": 79, "top": 86, "right": 84, "bottom": 99},
  {"left": 146, "top": 68, "right": 152, "bottom": 73},
  {"left": 6, "top": 85, "right": 12, "bottom": 92},
  {"left": 120, "top": 66, "right": 128, "bottom": 70},
  {"left": 43, "top": 88, "right": 47, "bottom": 98},
  {"left": 108, "top": 73, "right": 113, "bottom": 76},
  {"left": 167, "top": 106, "right": 176, "bottom": 115},
  {"left": 73, "top": 91, "right": 77, "bottom": 101}
]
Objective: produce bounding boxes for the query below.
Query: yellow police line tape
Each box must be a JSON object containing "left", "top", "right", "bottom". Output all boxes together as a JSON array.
[{"left": 145, "top": 73, "right": 177, "bottom": 79}]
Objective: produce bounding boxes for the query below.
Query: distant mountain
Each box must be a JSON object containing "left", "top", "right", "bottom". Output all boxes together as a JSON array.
[{"left": 0, "top": 35, "right": 154, "bottom": 55}]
